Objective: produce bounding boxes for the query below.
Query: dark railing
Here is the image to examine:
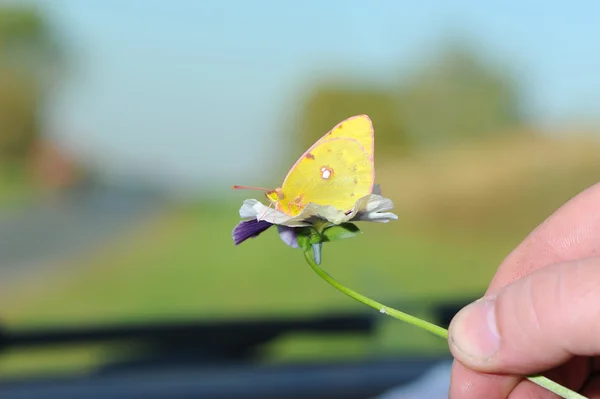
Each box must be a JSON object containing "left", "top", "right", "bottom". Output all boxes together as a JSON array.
[{"left": 0, "top": 299, "right": 474, "bottom": 399}]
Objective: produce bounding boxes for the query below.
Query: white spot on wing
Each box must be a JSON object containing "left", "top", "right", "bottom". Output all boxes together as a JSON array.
[{"left": 320, "top": 166, "right": 332, "bottom": 179}]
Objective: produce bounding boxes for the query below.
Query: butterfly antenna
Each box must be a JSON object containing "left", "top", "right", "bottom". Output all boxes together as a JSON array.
[{"left": 232, "top": 185, "right": 271, "bottom": 191}]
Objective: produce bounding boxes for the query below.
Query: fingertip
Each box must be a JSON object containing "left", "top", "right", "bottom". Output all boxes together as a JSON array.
[
  {"left": 449, "top": 359, "right": 518, "bottom": 399},
  {"left": 452, "top": 256, "right": 600, "bottom": 378},
  {"left": 448, "top": 296, "right": 501, "bottom": 368}
]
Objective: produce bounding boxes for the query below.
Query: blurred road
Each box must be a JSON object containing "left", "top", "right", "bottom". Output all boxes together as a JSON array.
[{"left": 0, "top": 183, "right": 166, "bottom": 284}]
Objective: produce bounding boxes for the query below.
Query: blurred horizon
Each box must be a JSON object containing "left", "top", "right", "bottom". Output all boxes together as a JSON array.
[{"left": 15, "top": 0, "right": 600, "bottom": 197}]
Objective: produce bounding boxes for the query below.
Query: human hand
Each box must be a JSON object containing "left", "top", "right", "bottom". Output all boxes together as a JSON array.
[{"left": 448, "top": 182, "right": 600, "bottom": 398}]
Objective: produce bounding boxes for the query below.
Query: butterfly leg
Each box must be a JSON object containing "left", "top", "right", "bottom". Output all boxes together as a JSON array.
[
  {"left": 257, "top": 202, "right": 272, "bottom": 221},
  {"left": 287, "top": 196, "right": 305, "bottom": 216}
]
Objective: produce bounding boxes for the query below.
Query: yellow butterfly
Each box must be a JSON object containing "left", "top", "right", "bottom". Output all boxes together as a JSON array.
[{"left": 234, "top": 114, "right": 374, "bottom": 217}]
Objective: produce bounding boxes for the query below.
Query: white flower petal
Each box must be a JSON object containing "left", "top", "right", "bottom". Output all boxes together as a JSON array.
[
  {"left": 301, "top": 203, "right": 348, "bottom": 225},
  {"left": 263, "top": 208, "right": 312, "bottom": 227},
  {"left": 239, "top": 199, "right": 261, "bottom": 218},
  {"left": 238, "top": 199, "right": 312, "bottom": 227},
  {"left": 345, "top": 194, "right": 399, "bottom": 223},
  {"left": 238, "top": 191, "right": 398, "bottom": 227},
  {"left": 364, "top": 196, "right": 395, "bottom": 214},
  {"left": 355, "top": 210, "right": 398, "bottom": 223}
]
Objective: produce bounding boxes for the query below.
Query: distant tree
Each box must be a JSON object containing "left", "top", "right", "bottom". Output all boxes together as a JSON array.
[
  {"left": 298, "top": 83, "right": 411, "bottom": 158},
  {"left": 0, "top": 5, "right": 64, "bottom": 162},
  {"left": 398, "top": 40, "right": 523, "bottom": 148}
]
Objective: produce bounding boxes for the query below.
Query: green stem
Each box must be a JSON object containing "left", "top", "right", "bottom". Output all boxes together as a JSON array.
[
  {"left": 303, "top": 250, "right": 447, "bottom": 339},
  {"left": 303, "top": 252, "right": 587, "bottom": 399}
]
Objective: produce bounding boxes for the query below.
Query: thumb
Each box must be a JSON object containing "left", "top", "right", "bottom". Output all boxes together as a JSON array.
[{"left": 448, "top": 255, "right": 600, "bottom": 375}]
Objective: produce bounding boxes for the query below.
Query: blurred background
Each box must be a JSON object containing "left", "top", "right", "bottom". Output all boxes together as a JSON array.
[{"left": 0, "top": 1, "right": 599, "bottom": 398}]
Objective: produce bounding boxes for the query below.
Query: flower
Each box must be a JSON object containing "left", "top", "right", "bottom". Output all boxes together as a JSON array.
[{"left": 232, "top": 185, "right": 398, "bottom": 247}]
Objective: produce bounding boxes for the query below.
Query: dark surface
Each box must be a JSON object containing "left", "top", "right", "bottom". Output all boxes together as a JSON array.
[
  {"left": 0, "top": 304, "right": 469, "bottom": 399},
  {"left": 0, "top": 356, "right": 451, "bottom": 399},
  {"left": 0, "top": 311, "right": 385, "bottom": 399},
  {"left": 0, "top": 312, "right": 376, "bottom": 364}
]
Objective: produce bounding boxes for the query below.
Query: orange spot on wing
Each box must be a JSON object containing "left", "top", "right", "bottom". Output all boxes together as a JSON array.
[
  {"left": 289, "top": 196, "right": 305, "bottom": 215},
  {"left": 305, "top": 153, "right": 315, "bottom": 160}
]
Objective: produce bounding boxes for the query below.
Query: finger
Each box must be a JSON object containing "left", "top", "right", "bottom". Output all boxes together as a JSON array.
[
  {"left": 449, "top": 256, "right": 600, "bottom": 374},
  {"left": 506, "top": 376, "right": 569, "bottom": 399},
  {"left": 450, "top": 182, "right": 600, "bottom": 398},
  {"left": 487, "top": 181, "right": 600, "bottom": 292},
  {"left": 449, "top": 360, "right": 516, "bottom": 399}
]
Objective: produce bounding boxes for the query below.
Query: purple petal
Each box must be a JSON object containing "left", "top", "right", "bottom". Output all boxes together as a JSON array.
[
  {"left": 232, "top": 219, "right": 273, "bottom": 245},
  {"left": 277, "top": 226, "right": 299, "bottom": 248}
]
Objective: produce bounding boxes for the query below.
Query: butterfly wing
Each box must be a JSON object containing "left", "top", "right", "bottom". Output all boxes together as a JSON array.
[
  {"left": 316, "top": 114, "right": 374, "bottom": 160},
  {"left": 277, "top": 115, "right": 374, "bottom": 216}
]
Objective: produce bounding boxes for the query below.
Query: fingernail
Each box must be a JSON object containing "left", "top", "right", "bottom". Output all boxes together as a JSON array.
[{"left": 449, "top": 296, "right": 500, "bottom": 362}]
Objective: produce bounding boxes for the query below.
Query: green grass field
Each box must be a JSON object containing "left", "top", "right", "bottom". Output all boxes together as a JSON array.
[
  {"left": 3, "top": 201, "right": 508, "bottom": 325},
  {"left": 3, "top": 132, "right": 600, "bottom": 378},
  {"left": 0, "top": 199, "right": 516, "bottom": 377}
]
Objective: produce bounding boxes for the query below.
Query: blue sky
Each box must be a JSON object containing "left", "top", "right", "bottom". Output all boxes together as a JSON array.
[{"left": 27, "top": 1, "right": 600, "bottom": 195}]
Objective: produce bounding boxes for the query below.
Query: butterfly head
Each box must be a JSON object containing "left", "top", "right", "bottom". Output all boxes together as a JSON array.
[
  {"left": 265, "top": 188, "right": 284, "bottom": 204},
  {"left": 232, "top": 185, "right": 289, "bottom": 215},
  {"left": 266, "top": 188, "right": 292, "bottom": 215},
  {"left": 267, "top": 188, "right": 307, "bottom": 216}
]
